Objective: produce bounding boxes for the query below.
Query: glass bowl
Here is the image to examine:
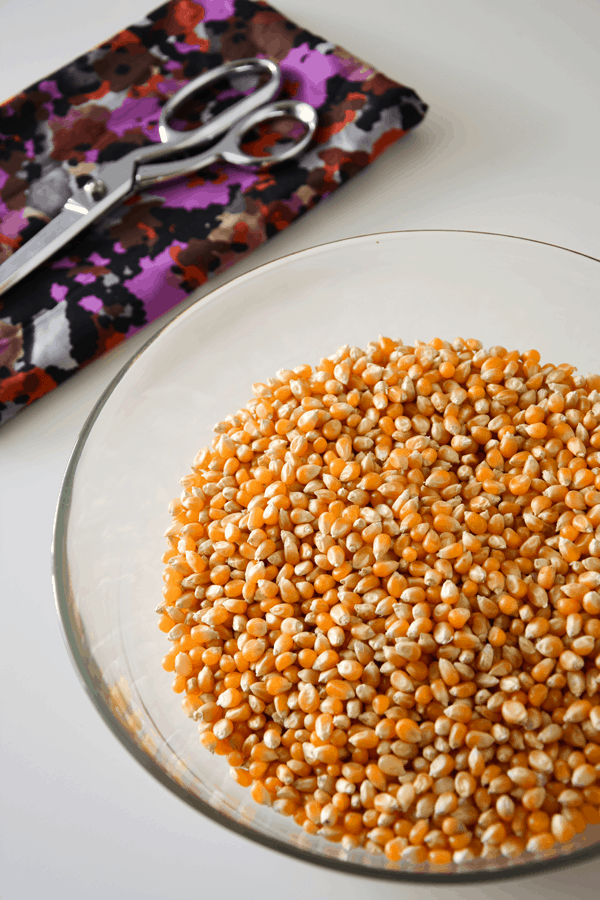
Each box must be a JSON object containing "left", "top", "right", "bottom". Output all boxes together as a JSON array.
[{"left": 53, "top": 230, "right": 600, "bottom": 883}]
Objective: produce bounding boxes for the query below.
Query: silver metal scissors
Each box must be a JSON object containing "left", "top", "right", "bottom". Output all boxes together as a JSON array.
[{"left": 0, "top": 58, "right": 317, "bottom": 297}]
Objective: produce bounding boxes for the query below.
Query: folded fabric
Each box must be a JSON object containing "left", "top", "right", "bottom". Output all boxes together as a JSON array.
[{"left": 0, "top": 0, "right": 427, "bottom": 426}]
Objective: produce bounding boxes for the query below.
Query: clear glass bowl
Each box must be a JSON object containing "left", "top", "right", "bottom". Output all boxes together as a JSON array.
[{"left": 53, "top": 231, "right": 600, "bottom": 882}]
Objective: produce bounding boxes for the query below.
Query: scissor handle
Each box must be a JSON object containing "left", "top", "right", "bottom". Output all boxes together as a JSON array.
[
  {"left": 220, "top": 100, "right": 318, "bottom": 167},
  {"left": 134, "top": 100, "right": 318, "bottom": 189},
  {"left": 131, "top": 58, "right": 281, "bottom": 169}
]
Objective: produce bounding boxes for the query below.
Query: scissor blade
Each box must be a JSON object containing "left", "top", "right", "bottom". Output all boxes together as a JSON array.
[
  {"left": 0, "top": 207, "right": 92, "bottom": 296},
  {"left": 0, "top": 156, "right": 132, "bottom": 297}
]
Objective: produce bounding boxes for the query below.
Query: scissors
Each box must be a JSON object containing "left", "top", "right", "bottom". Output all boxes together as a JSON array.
[{"left": 0, "top": 58, "right": 318, "bottom": 297}]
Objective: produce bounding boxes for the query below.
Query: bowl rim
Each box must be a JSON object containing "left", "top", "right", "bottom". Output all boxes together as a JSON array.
[{"left": 52, "top": 229, "right": 600, "bottom": 883}]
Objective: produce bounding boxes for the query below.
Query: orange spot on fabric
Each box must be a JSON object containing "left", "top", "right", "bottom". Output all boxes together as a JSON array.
[
  {"left": 241, "top": 133, "right": 279, "bottom": 157},
  {"left": 183, "top": 34, "right": 209, "bottom": 51},
  {"left": 0, "top": 366, "right": 57, "bottom": 405},
  {"left": 137, "top": 222, "right": 157, "bottom": 242},
  {"left": 233, "top": 221, "right": 249, "bottom": 241},
  {"left": 314, "top": 92, "right": 365, "bottom": 143},
  {"left": 132, "top": 71, "right": 166, "bottom": 98},
  {"left": 169, "top": 244, "right": 207, "bottom": 288},
  {"left": 173, "top": 0, "right": 205, "bottom": 29},
  {"left": 101, "top": 331, "right": 127, "bottom": 352},
  {"left": 315, "top": 109, "right": 355, "bottom": 143},
  {"left": 186, "top": 170, "right": 227, "bottom": 189},
  {"left": 110, "top": 30, "right": 142, "bottom": 51},
  {"left": 78, "top": 325, "right": 127, "bottom": 366},
  {"left": 315, "top": 159, "right": 341, "bottom": 192},
  {"left": 0, "top": 233, "right": 21, "bottom": 249},
  {"left": 253, "top": 173, "right": 276, "bottom": 192},
  {"left": 370, "top": 127, "right": 405, "bottom": 161},
  {"left": 322, "top": 160, "right": 341, "bottom": 179},
  {"left": 181, "top": 263, "right": 207, "bottom": 286}
]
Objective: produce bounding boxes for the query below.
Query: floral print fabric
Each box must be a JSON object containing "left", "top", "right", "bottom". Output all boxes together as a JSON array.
[{"left": 0, "top": 0, "right": 427, "bottom": 425}]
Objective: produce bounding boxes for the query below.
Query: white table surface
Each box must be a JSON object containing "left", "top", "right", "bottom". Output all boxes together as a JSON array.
[{"left": 1, "top": 1, "right": 600, "bottom": 897}]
